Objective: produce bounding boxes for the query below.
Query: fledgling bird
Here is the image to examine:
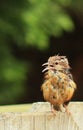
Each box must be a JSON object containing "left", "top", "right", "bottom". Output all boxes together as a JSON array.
[{"left": 41, "top": 55, "right": 77, "bottom": 114}]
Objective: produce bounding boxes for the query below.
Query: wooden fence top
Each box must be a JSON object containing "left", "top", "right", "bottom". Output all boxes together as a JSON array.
[{"left": 0, "top": 102, "right": 83, "bottom": 130}]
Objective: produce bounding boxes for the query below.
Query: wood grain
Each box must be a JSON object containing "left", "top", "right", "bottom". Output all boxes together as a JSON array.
[{"left": 0, "top": 102, "right": 82, "bottom": 130}]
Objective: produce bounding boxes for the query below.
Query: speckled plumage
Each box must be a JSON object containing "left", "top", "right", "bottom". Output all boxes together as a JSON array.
[{"left": 41, "top": 55, "right": 77, "bottom": 113}]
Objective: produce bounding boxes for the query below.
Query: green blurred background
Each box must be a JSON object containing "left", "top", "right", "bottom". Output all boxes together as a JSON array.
[{"left": 0, "top": 0, "right": 83, "bottom": 105}]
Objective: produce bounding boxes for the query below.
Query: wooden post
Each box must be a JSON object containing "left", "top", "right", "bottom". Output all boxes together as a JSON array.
[{"left": 0, "top": 102, "right": 83, "bottom": 130}]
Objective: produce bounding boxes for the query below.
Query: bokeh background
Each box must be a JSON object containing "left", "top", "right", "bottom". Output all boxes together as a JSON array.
[{"left": 0, "top": 0, "right": 83, "bottom": 105}]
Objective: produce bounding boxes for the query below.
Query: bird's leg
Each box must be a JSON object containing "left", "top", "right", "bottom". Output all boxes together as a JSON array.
[
  {"left": 51, "top": 104, "right": 57, "bottom": 115},
  {"left": 64, "top": 104, "right": 71, "bottom": 115}
]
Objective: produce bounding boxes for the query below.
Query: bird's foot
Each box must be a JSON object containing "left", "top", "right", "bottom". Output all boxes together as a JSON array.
[
  {"left": 51, "top": 105, "right": 57, "bottom": 115},
  {"left": 64, "top": 105, "right": 71, "bottom": 115}
]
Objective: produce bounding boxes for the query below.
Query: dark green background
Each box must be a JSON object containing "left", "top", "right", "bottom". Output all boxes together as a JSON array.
[{"left": 0, "top": 0, "right": 83, "bottom": 104}]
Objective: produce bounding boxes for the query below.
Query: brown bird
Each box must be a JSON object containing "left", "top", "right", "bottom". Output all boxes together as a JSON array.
[{"left": 41, "top": 55, "right": 76, "bottom": 114}]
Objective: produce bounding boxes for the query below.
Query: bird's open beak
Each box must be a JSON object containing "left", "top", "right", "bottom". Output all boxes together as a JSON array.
[
  {"left": 42, "top": 62, "right": 49, "bottom": 72},
  {"left": 42, "top": 62, "right": 49, "bottom": 66},
  {"left": 42, "top": 66, "right": 49, "bottom": 72}
]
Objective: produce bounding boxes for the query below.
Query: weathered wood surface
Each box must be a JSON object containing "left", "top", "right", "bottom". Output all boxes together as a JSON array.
[{"left": 0, "top": 102, "right": 82, "bottom": 130}]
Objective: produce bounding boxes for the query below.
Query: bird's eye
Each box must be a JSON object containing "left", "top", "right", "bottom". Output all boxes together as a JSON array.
[{"left": 55, "top": 62, "right": 58, "bottom": 65}]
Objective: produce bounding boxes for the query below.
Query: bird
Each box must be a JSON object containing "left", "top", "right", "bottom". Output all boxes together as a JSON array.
[{"left": 41, "top": 55, "right": 77, "bottom": 114}]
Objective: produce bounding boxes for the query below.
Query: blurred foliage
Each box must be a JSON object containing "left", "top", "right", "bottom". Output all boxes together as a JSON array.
[
  {"left": 22, "top": 0, "right": 74, "bottom": 49},
  {"left": 0, "top": 0, "right": 82, "bottom": 104}
]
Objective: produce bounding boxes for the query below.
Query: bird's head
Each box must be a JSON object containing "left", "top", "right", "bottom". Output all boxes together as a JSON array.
[{"left": 42, "top": 55, "right": 70, "bottom": 73}]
